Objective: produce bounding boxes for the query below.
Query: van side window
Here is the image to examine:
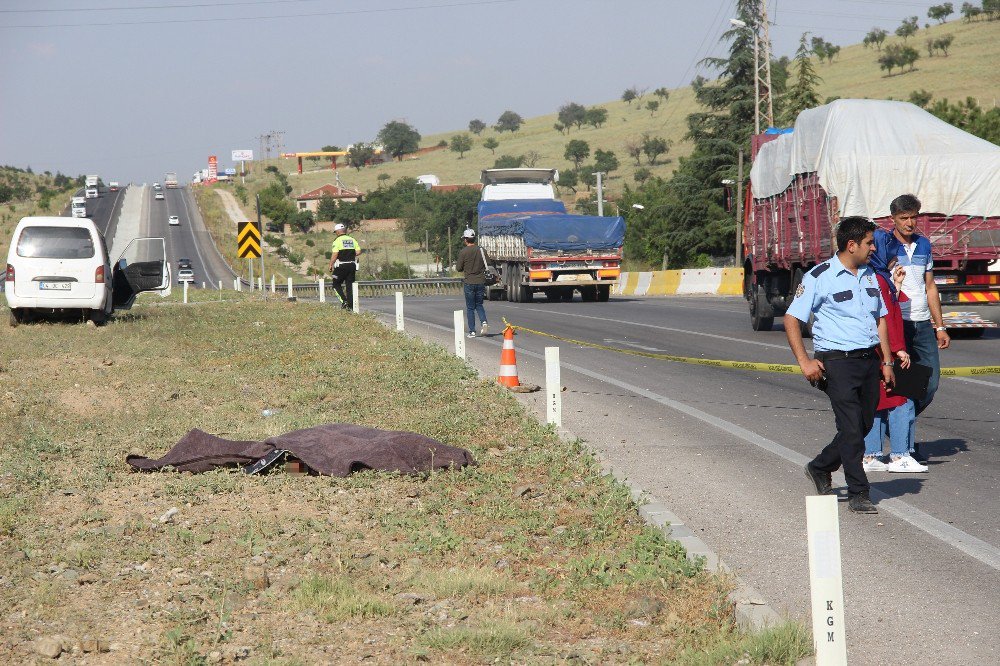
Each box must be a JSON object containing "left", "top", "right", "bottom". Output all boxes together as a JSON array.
[{"left": 16, "top": 227, "right": 96, "bottom": 259}]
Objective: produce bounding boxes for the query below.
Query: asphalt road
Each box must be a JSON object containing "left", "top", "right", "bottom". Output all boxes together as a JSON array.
[
  {"left": 151, "top": 186, "right": 233, "bottom": 288},
  {"left": 363, "top": 292, "right": 999, "bottom": 666}
]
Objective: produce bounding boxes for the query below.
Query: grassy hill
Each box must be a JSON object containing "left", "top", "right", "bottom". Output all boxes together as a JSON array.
[
  {"left": 0, "top": 167, "right": 81, "bottom": 264},
  {"left": 262, "top": 18, "right": 998, "bottom": 202}
]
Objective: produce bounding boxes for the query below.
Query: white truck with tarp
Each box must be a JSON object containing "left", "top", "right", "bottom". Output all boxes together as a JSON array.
[{"left": 85, "top": 174, "right": 100, "bottom": 199}]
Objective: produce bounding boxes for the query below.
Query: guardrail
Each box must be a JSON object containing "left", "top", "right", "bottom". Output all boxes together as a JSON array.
[{"left": 237, "top": 277, "right": 463, "bottom": 298}]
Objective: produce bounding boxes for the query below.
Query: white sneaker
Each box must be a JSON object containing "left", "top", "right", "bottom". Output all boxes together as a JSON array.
[
  {"left": 886, "top": 455, "right": 928, "bottom": 473},
  {"left": 467, "top": 331, "right": 476, "bottom": 338},
  {"left": 481, "top": 322, "right": 488, "bottom": 335},
  {"left": 863, "top": 456, "right": 889, "bottom": 472}
]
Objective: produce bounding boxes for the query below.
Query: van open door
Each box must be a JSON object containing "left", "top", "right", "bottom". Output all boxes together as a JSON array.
[{"left": 112, "top": 237, "right": 170, "bottom": 310}]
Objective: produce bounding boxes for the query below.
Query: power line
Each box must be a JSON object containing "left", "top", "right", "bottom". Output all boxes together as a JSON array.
[
  {"left": 0, "top": 0, "right": 521, "bottom": 29},
  {"left": 0, "top": 0, "right": 324, "bottom": 14}
]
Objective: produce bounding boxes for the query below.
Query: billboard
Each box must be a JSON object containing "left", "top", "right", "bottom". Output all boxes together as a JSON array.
[
  {"left": 224, "top": 168, "right": 237, "bottom": 176},
  {"left": 208, "top": 155, "right": 218, "bottom": 179},
  {"left": 232, "top": 149, "right": 253, "bottom": 161}
]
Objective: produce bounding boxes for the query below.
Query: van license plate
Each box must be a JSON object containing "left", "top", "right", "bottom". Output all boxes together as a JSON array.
[{"left": 40, "top": 282, "right": 71, "bottom": 290}]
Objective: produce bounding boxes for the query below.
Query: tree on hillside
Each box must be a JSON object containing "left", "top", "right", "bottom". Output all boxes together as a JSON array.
[
  {"left": 781, "top": 33, "right": 823, "bottom": 125},
  {"left": 377, "top": 173, "right": 391, "bottom": 188},
  {"left": 928, "top": 3, "right": 955, "bottom": 22},
  {"left": 909, "top": 89, "right": 934, "bottom": 107},
  {"left": 899, "top": 45, "right": 921, "bottom": 70},
  {"left": 987, "top": 0, "right": 1000, "bottom": 19},
  {"left": 960, "top": 2, "right": 982, "bottom": 21},
  {"left": 594, "top": 149, "right": 620, "bottom": 176},
  {"left": 810, "top": 36, "right": 839, "bottom": 64},
  {"left": 494, "top": 154, "right": 525, "bottom": 169},
  {"left": 690, "top": 75, "right": 708, "bottom": 93},
  {"left": 621, "top": 87, "right": 638, "bottom": 105},
  {"left": 646, "top": 100, "right": 660, "bottom": 116},
  {"left": 494, "top": 110, "right": 523, "bottom": 133},
  {"left": 564, "top": 139, "right": 590, "bottom": 169},
  {"left": 316, "top": 193, "right": 338, "bottom": 221},
  {"left": 927, "top": 96, "right": 1000, "bottom": 144},
  {"left": 653, "top": 87, "right": 671, "bottom": 102},
  {"left": 557, "top": 168, "right": 579, "bottom": 193},
  {"left": 347, "top": 142, "right": 376, "bottom": 170},
  {"left": 584, "top": 107, "right": 608, "bottom": 129},
  {"left": 468, "top": 119, "right": 486, "bottom": 135},
  {"left": 523, "top": 150, "right": 541, "bottom": 167},
  {"left": 934, "top": 34, "right": 955, "bottom": 54},
  {"left": 377, "top": 121, "right": 421, "bottom": 161},
  {"left": 624, "top": 138, "right": 644, "bottom": 166},
  {"left": 896, "top": 16, "right": 919, "bottom": 40},
  {"left": 483, "top": 137, "right": 499, "bottom": 155},
  {"left": 553, "top": 123, "right": 567, "bottom": 135},
  {"left": 449, "top": 133, "right": 473, "bottom": 159},
  {"left": 864, "top": 27, "right": 888, "bottom": 50},
  {"left": 558, "top": 102, "right": 587, "bottom": 130},
  {"left": 641, "top": 134, "right": 670, "bottom": 165}
]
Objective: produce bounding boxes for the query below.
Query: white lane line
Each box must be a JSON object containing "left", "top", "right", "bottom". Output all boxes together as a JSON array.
[
  {"left": 177, "top": 189, "right": 211, "bottom": 281},
  {"left": 388, "top": 311, "right": 1000, "bottom": 572},
  {"left": 502, "top": 303, "right": 792, "bottom": 350},
  {"left": 950, "top": 376, "right": 1000, "bottom": 388}
]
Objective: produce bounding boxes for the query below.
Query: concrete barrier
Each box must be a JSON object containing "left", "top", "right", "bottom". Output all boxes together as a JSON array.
[{"left": 616, "top": 268, "right": 745, "bottom": 297}]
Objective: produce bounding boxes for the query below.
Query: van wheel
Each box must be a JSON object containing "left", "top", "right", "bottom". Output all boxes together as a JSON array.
[
  {"left": 89, "top": 309, "right": 108, "bottom": 326},
  {"left": 9, "top": 309, "right": 21, "bottom": 328}
]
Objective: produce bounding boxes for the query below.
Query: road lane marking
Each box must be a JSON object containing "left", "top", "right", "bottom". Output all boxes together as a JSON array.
[
  {"left": 176, "top": 189, "right": 211, "bottom": 283},
  {"left": 381, "top": 310, "right": 1000, "bottom": 571}
]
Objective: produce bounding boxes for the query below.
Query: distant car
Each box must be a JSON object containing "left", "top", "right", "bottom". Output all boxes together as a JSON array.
[
  {"left": 155, "top": 192, "right": 164, "bottom": 200},
  {"left": 177, "top": 268, "right": 195, "bottom": 284},
  {"left": 178, "top": 258, "right": 192, "bottom": 269},
  {"left": 168, "top": 215, "right": 179, "bottom": 226},
  {"left": 153, "top": 183, "right": 161, "bottom": 190}
]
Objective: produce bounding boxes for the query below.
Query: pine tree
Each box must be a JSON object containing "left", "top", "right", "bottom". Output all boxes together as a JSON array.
[{"left": 780, "top": 34, "right": 822, "bottom": 125}]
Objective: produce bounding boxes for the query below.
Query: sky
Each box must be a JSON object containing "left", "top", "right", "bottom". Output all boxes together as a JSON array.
[{"left": 1, "top": 0, "right": 949, "bottom": 185}]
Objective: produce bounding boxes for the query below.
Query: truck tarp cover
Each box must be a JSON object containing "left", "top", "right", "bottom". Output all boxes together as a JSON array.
[
  {"left": 478, "top": 200, "right": 625, "bottom": 252},
  {"left": 750, "top": 99, "right": 1000, "bottom": 218}
]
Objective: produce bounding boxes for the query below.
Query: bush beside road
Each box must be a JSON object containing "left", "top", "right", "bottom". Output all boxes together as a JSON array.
[{"left": 0, "top": 294, "right": 810, "bottom": 663}]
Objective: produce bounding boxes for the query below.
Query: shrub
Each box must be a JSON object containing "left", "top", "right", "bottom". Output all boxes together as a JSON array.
[{"left": 305, "top": 239, "right": 315, "bottom": 247}]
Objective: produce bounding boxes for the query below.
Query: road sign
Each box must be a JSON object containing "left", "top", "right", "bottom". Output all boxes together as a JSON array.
[
  {"left": 232, "top": 149, "right": 253, "bottom": 161},
  {"left": 238, "top": 222, "right": 261, "bottom": 258}
]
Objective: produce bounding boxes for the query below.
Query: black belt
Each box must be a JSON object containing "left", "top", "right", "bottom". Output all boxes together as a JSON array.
[{"left": 814, "top": 347, "right": 877, "bottom": 361}]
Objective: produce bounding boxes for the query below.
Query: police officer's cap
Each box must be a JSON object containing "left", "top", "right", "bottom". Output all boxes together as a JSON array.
[
  {"left": 334, "top": 223, "right": 346, "bottom": 232},
  {"left": 462, "top": 228, "right": 476, "bottom": 239}
]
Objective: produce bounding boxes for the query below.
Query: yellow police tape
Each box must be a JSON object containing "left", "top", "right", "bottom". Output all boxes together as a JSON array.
[{"left": 500, "top": 319, "right": 1000, "bottom": 377}]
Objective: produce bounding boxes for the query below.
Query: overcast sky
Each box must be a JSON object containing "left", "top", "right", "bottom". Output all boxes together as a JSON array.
[{"left": 1, "top": 0, "right": 946, "bottom": 184}]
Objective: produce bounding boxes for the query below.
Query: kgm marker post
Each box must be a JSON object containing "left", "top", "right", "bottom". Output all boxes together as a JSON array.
[
  {"left": 545, "top": 346, "right": 561, "bottom": 426},
  {"left": 319, "top": 279, "right": 326, "bottom": 303},
  {"left": 352, "top": 283, "right": 360, "bottom": 313},
  {"left": 454, "top": 310, "right": 465, "bottom": 359},
  {"left": 395, "top": 292, "right": 404, "bottom": 331},
  {"left": 806, "top": 495, "right": 848, "bottom": 666}
]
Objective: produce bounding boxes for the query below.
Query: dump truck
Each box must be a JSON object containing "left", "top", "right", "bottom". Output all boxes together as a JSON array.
[
  {"left": 744, "top": 99, "right": 1000, "bottom": 337},
  {"left": 476, "top": 168, "right": 624, "bottom": 302}
]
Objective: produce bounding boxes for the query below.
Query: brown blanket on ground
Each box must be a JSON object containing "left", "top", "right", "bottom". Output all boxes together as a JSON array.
[{"left": 126, "top": 423, "right": 476, "bottom": 476}]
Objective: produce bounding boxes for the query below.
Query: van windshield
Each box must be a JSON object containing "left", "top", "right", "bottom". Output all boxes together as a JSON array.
[{"left": 17, "top": 226, "right": 96, "bottom": 259}]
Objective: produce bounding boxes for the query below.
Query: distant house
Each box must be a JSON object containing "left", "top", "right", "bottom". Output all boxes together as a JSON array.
[
  {"left": 430, "top": 183, "right": 484, "bottom": 194},
  {"left": 295, "top": 184, "right": 362, "bottom": 213}
]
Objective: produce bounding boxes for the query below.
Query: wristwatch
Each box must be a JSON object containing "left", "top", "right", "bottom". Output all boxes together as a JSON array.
[
  {"left": 934, "top": 325, "right": 947, "bottom": 332},
  {"left": 882, "top": 361, "right": 894, "bottom": 367}
]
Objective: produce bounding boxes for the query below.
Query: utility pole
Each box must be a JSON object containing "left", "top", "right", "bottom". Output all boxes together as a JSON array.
[
  {"left": 751, "top": 2, "right": 774, "bottom": 133},
  {"left": 594, "top": 171, "right": 604, "bottom": 216}
]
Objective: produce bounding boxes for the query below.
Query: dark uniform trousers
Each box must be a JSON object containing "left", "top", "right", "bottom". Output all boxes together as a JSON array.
[
  {"left": 813, "top": 353, "right": 881, "bottom": 497},
  {"left": 331, "top": 264, "right": 356, "bottom": 309}
]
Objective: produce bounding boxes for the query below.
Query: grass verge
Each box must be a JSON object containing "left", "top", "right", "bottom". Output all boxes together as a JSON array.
[{"left": 0, "top": 292, "right": 811, "bottom": 663}]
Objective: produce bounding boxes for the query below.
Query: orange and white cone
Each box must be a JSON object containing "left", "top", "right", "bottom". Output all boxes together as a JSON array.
[{"left": 498, "top": 325, "right": 520, "bottom": 388}]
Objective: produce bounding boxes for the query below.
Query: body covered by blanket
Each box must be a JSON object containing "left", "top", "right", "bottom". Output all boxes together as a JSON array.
[{"left": 126, "top": 423, "right": 476, "bottom": 476}]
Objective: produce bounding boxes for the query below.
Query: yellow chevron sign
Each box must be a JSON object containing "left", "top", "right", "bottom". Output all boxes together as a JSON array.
[{"left": 238, "top": 222, "right": 261, "bottom": 258}]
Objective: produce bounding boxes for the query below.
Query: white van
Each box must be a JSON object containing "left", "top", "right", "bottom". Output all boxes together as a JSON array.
[{"left": 4, "top": 216, "right": 170, "bottom": 326}]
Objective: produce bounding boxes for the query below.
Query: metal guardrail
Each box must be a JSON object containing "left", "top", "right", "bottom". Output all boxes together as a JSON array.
[{"left": 238, "top": 277, "right": 463, "bottom": 298}]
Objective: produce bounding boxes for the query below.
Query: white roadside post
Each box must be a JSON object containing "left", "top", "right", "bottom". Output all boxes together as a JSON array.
[
  {"left": 806, "top": 495, "right": 848, "bottom": 666},
  {"left": 234, "top": 278, "right": 239, "bottom": 291},
  {"left": 545, "top": 346, "right": 561, "bottom": 426},
  {"left": 453, "top": 310, "right": 465, "bottom": 359},
  {"left": 201, "top": 282, "right": 205, "bottom": 290},
  {"left": 319, "top": 279, "right": 326, "bottom": 303},
  {"left": 183, "top": 281, "right": 188, "bottom": 304},
  {"left": 287, "top": 277, "right": 294, "bottom": 301},
  {"left": 270, "top": 276, "right": 275, "bottom": 294},
  {"left": 395, "top": 291, "right": 404, "bottom": 331},
  {"left": 218, "top": 280, "right": 223, "bottom": 301},
  {"left": 352, "top": 283, "right": 360, "bottom": 313},
  {"left": 258, "top": 277, "right": 262, "bottom": 291}
]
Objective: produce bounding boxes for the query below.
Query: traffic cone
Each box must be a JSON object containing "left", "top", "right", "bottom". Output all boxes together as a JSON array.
[{"left": 498, "top": 325, "right": 520, "bottom": 388}]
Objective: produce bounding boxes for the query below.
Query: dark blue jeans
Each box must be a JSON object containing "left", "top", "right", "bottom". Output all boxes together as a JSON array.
[
  {"left": 464, "top": 283, "right": 487, "bottom": 333},
  {"left": 903, "top": 319, "right": 940, "bottom": 415}
]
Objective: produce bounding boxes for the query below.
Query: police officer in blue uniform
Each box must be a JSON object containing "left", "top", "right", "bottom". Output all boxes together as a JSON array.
[{"left": 785, "top": 217, "right": 895, "bottom": 514}]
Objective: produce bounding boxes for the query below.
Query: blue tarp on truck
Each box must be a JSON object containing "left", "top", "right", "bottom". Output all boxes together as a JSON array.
[{"left": 477, "top": 199, "right": 625, "bottom": 253}]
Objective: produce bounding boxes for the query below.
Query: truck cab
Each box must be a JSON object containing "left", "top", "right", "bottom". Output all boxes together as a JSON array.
[{"left": 481, "top": 168, "right": 559, "bottom": 201}]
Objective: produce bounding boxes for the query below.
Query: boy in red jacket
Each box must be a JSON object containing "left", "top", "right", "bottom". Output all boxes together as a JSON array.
[{"left": 862, "top": 258, "right": 928, "bottom": 473}]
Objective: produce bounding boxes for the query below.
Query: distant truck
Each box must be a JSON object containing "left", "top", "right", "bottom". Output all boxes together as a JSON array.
[
  {"left": 85, "top": 174, "right": 99, "bottom": 199},
  {"left": 164, "top": 172, "right": 178, "bottom": 188},
  {"left": 71, "top": 196, "right": 87, "bottom": 218},
  {"left": 108, "top": 181, "right": 120, "bottom": 192},
  {"left": 744, "top": 99, "right": 1000, "bottom": 336},
  {"left": 476, "top": 168, "right": 624, "bottom": 302}
]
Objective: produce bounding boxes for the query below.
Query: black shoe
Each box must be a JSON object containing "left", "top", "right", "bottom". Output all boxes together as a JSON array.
[
  {"left": 805, "top": 463, "right": 833, "bottom": 495},
  {"left": 848, "top": 491, "right": 878, "bottom": 514}
]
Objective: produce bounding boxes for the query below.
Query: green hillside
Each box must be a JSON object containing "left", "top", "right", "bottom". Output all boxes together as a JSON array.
[
  {"left": 0, "top": 167, "right": 82, "bottom": 263},
  {"left": 268, "top": 17, "right": 998, "bottom": 201}
]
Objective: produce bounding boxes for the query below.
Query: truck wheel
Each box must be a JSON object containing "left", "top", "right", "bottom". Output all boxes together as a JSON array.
[
  {"left": 580, "top": 287, "right": 597, "bottom": 302},
  {"left": 597, "top": 285, "right": 610, "bottom": 302},
  {"left": 750, "top": 284, "right": 774, "bottom": 331},
  {"left": 544, "top": 288, "right": 561, "bottom": 302},
  {"left": 560, "top": 288, "right": 574, "bottom": 302},
  {"left": 505, "top": 265, "right": 519, "bottom": 302}
]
